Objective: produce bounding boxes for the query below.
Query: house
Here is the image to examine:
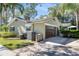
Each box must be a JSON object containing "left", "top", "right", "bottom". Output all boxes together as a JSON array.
[{"left": 8, "top": 16, "right": 70, "bottom": 40}]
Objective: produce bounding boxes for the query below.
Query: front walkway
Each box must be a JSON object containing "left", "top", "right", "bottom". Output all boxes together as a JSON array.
[{"left": 0, "top": 45, "right": 15, "bottom": 56}]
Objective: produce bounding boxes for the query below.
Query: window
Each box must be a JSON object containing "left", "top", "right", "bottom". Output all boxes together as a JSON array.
[
  {"left": 26, "top": 26, "right": 31, "bottom": 31},
  {"left": 10, "top": 26, "right": 15, "bottom": 31}
]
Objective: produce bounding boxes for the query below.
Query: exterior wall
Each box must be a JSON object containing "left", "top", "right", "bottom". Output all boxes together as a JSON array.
[
  {"left": 8, "top": 20, "right": 26, "bottom": 35},
  {"left": 9, "top": 19, "right": 34, "bottom": 40},
  {"left": 31, "top": 22, "right": 45, "bottom": 39},
  {"left": 45, "top": 18, "right": 61, "bottom": 29}
]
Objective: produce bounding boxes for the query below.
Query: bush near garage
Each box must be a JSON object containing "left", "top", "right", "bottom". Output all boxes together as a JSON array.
[{"left": 60, "top": 30, "right": 79, "bottom": 38}]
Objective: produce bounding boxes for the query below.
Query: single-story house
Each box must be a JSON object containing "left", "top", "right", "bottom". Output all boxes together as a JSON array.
[{"left": 7, "top": 17, "right": 61, "bottom": 40}]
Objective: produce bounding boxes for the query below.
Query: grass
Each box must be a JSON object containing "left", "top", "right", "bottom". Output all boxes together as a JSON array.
[{"left": 0, "top": 37, "right": 34, "bottom": 50}]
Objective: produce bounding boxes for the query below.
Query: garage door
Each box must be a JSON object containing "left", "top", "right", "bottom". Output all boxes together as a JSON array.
[{"left": 45, "top": 26, "right": 57, "bottom": 38}]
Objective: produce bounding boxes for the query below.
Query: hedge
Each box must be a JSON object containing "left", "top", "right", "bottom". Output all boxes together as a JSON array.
[
  {"left": 60, "top": 30, "right": 79, "bottom": 38},
  {"left": 0, "top": 32, "right": 17, "bottom": 38}
]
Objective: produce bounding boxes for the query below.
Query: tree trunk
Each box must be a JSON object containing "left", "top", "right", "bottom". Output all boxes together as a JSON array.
[
  {"left": 12, "top": 7, "right": 15, "bottom": 18},
  {"left": 5, "top": 9, "right": 8, "bottom": 24},
  {"left": 12, "top": 9, "right": 15, "bottom": 18},
  {"left": 75, "top": 12, "right": 78, "bottom": 30}
]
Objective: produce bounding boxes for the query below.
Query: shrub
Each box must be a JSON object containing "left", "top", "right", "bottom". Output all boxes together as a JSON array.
[
  {"left": 0, "top": 25, "right": 9, "bottom": 32},
  {"left": 60, "top": 30, "right": 70, "bottom": 37},
  {"left": 16, "top": 44, "right": 22, "bottom": 48},
  {"left": 0, "top": 32, "right": 17, "bottom": 38},
  {"left": 7, "top": 43, "right": 13, "bottom": 46},
  {"left": 60, "top": 30, "right": 79, "bottom": 38}
]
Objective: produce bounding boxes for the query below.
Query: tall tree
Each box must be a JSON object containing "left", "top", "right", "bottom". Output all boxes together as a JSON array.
[
  {"left": 48, "top": 4, "right": 63, "bottom": 21},
  {"left": 58, "top": 3, "right": 79, "bottom": 30},
  {"left": 48, "top": 3, "right": 79, "bottom": 30},
  {"left": 24, "top": 3, "right": 39, "bottom": 20},
  {"left": 0, "top": 3, "right": 10, "bottom": 24},
  {"left": 10, "top": 3, "right": 24, "bottom": 18}
]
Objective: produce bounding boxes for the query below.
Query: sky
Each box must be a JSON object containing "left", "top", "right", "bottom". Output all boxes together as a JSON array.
[
  {"left": 35, "top": 3, "right": 57, "bottom": 19},
  {"left": 15, "top": 3, "right": 57, "bottom": 20},
  {"left": 22, "top": 3, "right": 57, "bottom": 19}
]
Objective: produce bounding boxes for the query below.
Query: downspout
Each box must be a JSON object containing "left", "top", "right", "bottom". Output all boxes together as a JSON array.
[{"left": 32, "top": 22, "right": 34, "bottom": 32}]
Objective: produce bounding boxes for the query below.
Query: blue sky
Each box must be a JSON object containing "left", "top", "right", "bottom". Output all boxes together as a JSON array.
[
  {"left": 22, "top": 3, "right": 57, "bottom": 19},
  {"left": 35, "top": 3, "right": 57, "bottom": 18}
]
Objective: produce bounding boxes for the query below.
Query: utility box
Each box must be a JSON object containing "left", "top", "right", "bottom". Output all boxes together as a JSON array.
[{"left": 36, "top": 33, "right": 43, "bottom": 41}]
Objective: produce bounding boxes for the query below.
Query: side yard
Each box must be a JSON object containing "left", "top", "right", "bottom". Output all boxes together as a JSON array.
[{"left": 0, "top": 32, "right": 34, "bottom": 50}]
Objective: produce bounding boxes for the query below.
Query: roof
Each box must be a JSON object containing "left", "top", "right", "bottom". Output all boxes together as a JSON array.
[
  {"left": 45, "top": 23, "right": 58, "bottom": 27},
  {"left": 8, "top": 17, "right": 26, "bottom": 26}
]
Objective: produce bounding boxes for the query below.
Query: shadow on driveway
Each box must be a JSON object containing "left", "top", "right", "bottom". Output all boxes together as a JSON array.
[{"left": 34, "top": 45, "right": 79, "bottom": 56}]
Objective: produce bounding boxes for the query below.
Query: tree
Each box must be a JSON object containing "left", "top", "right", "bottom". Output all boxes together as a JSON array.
[
  {"left": 24, "top": 3, "right": 39, "bottom": 20},
  {"left": 59, "top": 3, "right": 79, "bottom": 30},
  {"left": 48, "top": 3, "right": 79, "bottom": 30},
  {"left": 0, "top": 3, "right": 10, "bottom": 24},
  {"left": 48, "top": 4, "right": 64, "bottom": 22},
  {"left": 10, "top": 3, "right": 24, "bottom": 18}
]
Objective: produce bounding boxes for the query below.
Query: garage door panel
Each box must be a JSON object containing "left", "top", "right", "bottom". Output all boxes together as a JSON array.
[{"left": 46, "top": 26, "right": 57, "bottom": 38}]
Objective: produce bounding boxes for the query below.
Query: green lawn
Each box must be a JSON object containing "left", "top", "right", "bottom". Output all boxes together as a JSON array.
[{"left": 0, "top": 37, "right": 34, "bottom": 50}]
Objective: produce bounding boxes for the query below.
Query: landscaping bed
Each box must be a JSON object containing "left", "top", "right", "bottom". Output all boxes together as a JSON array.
[{"left": 0, "top": 37, "right": 34, "bottom": 50}]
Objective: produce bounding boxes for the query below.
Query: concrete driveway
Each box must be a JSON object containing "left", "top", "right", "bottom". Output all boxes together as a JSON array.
[
  {"left": 0, "top": 45, "right": 15, "bottom": 56},
  {"left": 44, "top": 36, "right": 79, "bottom": 50},
  {"left": 44, "top": 37, "right": 75, "bottom": 45}
]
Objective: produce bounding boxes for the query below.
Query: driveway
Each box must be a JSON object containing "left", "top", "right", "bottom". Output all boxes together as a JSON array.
[
  {"left": 44, "top": 37, "right": 76, "bottom": 45},
  {"left": 13, "top": 37, "right": 79, "bottom": 56},
  {"left": 0, "top": 45, "right": 15, "bottom": 56}
]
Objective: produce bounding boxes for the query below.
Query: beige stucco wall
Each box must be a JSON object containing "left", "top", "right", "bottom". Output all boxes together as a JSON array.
[{"left": 31, "top": 22, "right": 45, "bottom": 39}]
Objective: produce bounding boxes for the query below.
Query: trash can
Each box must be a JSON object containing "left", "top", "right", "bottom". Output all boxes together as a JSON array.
[
  {"left": 32, "top": 32, "right": 36, "bottom": 41},
  {"left": 20, "top": 33, "right": 27, "bottom": 39}
]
